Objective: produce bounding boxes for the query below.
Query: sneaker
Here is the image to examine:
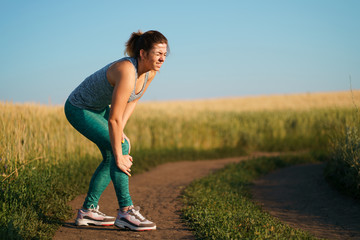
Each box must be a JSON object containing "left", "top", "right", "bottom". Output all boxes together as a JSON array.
[
  {"left": 75, "top": 205, "right": 115, "bottom": 226},
  {"left": 115, "top": 206, "right": 156, "bottom": 231}
]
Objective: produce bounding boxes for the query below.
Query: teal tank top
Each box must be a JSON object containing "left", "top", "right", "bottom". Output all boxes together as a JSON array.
[{"left": 68, "top": 57, "right": 149, "bottom": 111}]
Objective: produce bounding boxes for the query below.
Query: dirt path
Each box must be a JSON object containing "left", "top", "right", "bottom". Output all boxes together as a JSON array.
[
  {"left": 54, "top": 153, "right": 278, "bottom": 240},
  {"left": 252, "top": 163, "right": 360, "bottom": 240}
]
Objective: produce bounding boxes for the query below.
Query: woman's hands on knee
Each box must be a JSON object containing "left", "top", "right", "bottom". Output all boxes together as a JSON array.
[{"left": 116, "top": 155, "right": 133, "bottom": 176}]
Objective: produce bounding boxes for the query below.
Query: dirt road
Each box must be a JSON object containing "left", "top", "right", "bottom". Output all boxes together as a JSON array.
[{"left": 252, "top": 163, "right": 360, "bottom": 240}]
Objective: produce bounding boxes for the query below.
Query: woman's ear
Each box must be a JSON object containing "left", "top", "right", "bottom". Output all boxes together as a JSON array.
[{"left": 139, "top": 49, "right": 146, "bottom": 60}]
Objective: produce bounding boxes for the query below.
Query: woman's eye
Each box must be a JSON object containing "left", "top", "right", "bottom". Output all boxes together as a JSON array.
[{"left": 154, "top": 52, "right": 166, "bottom": 57}]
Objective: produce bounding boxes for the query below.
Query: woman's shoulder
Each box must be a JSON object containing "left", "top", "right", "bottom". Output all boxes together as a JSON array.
[
  {"left": 109, "top": 57, "right": 136, "bottom": 74},
  {"left": 107, "top": 57, "right": 137, "bottom": 86}
]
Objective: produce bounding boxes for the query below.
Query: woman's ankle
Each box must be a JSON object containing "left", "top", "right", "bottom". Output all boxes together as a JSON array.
[{"left": 120, "top": 205, "right": 133, "bottom": 212}]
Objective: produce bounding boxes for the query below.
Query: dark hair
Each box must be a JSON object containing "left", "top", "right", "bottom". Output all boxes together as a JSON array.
[{"left": 125, "top": 30, "right": 169, "bottom": 58}]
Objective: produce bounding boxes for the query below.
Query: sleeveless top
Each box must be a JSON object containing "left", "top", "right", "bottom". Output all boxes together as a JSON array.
[{"left": 67, "top": 57, "right": 149, "bottom": 111}]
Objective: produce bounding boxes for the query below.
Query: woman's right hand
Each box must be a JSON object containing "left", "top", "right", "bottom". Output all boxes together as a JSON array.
[{"left": 116, "top": 155, "right": 133, "bottom": 176}]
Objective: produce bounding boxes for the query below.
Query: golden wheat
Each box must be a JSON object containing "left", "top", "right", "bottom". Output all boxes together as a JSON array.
[
  {"left": 0, "top": 102, "right": 100, "bottom": 178},
  {"left": 136, "top": 90, "right": 360, "bottom": 114},
  {"left": 1, "top": 90, "right": 358, "bottom": 180}
]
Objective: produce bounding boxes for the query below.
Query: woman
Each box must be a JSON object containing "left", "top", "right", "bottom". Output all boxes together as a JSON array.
[{"left": 64, "top": 30, "right": 168, "bottom": 231}]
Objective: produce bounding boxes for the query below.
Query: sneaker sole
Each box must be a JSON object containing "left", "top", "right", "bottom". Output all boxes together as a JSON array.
[
  {"left": 114, "top": 219, "right": 156, "bottom": 231},
  {"left": 75, "top": 218, "right": 115, "bottom": 226}
]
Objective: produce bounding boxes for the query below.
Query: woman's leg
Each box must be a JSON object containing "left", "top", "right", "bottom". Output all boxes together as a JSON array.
[
  {"left": 64, "top": 100, "right": 133, "bottom": 209},
  {"left": 103, "top": 106, "right": 133, "bottom": 208},
  {"left": 110, "top": 140, "right": 133, "bottom": 208}
]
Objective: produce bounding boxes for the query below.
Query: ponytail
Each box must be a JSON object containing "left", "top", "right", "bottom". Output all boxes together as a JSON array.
[
  {"left": 125, "top": 30, "right": 143, "bottom": 58},
  {"left": 124, "top": 30, "right": 169, "bottom": 58}
]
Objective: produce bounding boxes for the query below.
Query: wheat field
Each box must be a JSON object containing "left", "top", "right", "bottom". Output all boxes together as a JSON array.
[
  {"left": 136, "top": 90, "right": 360, "bottom": 113},
  {"left": 0, "top": 90, "right": 359, "bottom": 181}
]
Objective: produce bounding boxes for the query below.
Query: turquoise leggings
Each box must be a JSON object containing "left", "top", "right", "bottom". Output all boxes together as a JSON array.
[{"left": 64, "top": 100, "right": 133, "bottom": 209}]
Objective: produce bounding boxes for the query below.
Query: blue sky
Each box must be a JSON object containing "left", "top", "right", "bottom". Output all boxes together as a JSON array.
[{"left": 1, "top": 0, "right": 359, "bottom": 104}]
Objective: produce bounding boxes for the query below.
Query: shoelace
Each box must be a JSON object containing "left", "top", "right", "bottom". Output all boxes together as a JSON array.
[
  {"left": 90, "top": 205, "right": 106, "bottom": 216},
  {"left": 131, "top": 208, "right": 146, "bottom": 221}
]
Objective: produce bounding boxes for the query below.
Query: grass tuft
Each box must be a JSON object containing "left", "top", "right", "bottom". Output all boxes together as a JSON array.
[{"left": 325, "top": 125, "right": 360, "bottom": 199}]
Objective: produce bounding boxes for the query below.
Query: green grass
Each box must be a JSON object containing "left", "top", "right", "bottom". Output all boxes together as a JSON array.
[
  {"left": 181, "top": 153, "right": 323, "bottom": 240},
  {"left": 0, "top": 155, "right": 98, "bottom": 239},
  {"left": 325, "top": 125, "right": 360, "bottom": 199}
]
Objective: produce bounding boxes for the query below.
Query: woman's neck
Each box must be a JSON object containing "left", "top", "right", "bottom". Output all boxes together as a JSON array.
[{"left": 136, "top": 58, "right": 150, "bottom": 76}]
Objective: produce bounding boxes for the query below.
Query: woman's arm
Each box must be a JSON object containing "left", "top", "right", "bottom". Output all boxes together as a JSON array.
[
  {"left": 120, "top": 70, "right": 157, "bottom": 153},
  {"left": 108, "top": 61, "right": 135, "bottom": 176},
  {"left": 122, "top": 99, "right": 138, "bottom": 132},
  {"left": 121, "top": 70, "right": 156, "bottom": 128},
  {"left": 121, "top": 99, "right": 138, "bottom": 154}
]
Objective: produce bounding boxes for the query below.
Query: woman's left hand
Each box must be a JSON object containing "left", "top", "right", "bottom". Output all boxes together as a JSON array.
[{"left": 122, "top": 132, "right": 131, "bottom": 154}]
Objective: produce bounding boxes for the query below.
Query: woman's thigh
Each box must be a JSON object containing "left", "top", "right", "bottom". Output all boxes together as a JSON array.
[{"left": 65, "top": 101, "right": 112, "bottom": 150}]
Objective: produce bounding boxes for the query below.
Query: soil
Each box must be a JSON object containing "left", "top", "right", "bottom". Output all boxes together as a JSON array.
[
  {"left": 54, "top": 155, "right": 360, "bottom": 240},
  {"left": 252, "top": 163, "right": 360, "bottom": 240}
]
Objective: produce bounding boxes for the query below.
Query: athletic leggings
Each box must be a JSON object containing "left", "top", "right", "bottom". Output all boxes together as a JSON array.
[{"left": 64, "top": 99, "right": 133, "bottom": 209}]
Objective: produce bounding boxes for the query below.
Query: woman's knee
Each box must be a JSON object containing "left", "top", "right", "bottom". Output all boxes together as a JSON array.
[{"left": 122, "top": 139, "right": 130, "bottom": 155}]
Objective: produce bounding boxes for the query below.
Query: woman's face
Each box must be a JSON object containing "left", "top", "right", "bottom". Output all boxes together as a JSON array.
[{"left": 142, "top": 43, "right": 167, "bottom": 71}]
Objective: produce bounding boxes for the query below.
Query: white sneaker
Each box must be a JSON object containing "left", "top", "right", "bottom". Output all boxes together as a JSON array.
[
  {"left": 75, "top": 205, "right": 115, "bottom": 226},
  {"left": 115, "top": 206, "right": 156, "bottom": 231}
]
